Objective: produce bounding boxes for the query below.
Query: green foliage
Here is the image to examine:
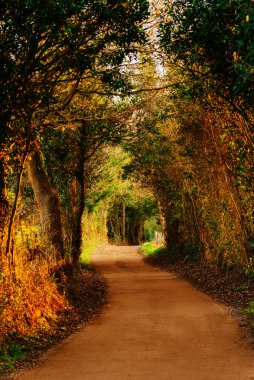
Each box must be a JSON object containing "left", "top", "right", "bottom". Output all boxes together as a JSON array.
[
  {"left": 235, "top": 283, "right": 249, "bottom": 292},
  {"left": 144, "top": 216, "right": 162, "bottom": 242},
  {"left": 0, "top": 0, "right": 150, "bottom": 120},
  {"left": 80, "top": 240, "right": 100, "bottom": 267},
  {"left": 160, "top": 0, "right": 254, "bottom": 99},
  {"left": 243, "top": 301, "right": 254, "bottom": 316},
  {"left": 123, "top": 63, "right": 254, "bottom": 267},
  {"left": 81, "top": 205, "right": 108, "bottom": 265},
  {"left": 0, "top": 345, "right": 25, "bottom": 371},
  {"left": 107, "top": 196, "right": 159, "bottom": 245},
  {"left": 140, "top": 242, "right": 164, "bottom": 256},
  {"left": 81, "top": 146, "right": 161, "bottom": 247},
  {"left": 182, "top": 240, "right": 202, "bottom": 263}
]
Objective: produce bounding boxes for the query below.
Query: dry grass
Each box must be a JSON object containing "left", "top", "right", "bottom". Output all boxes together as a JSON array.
[{"left": 0, "top": 250, "right": 68, "bottom": 339}]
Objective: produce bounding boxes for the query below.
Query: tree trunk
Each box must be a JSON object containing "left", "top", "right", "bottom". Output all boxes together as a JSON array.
[
  {"left": 121, "top": 203, "right": 126, "bottom": 242},
  {"left": 0, "top": 116, "right": 10, "bottom": 250},
  {"left": 6, "top": 124, "right": 32, "bottom": 258},
  {"left": 70, "top": 168, "right": 85, "bottom": 267},
  {"left": 70, "top": 124, "right": 87, "bottom": 267},
  {"left": 27, "top": 146, "right": 64, "bottom": 260},
  {"left": 165, "top": 217, "right": 183, "bottom": 259},
  {"left": 0, "top": 158, "right": 8, "bottom": 249}
]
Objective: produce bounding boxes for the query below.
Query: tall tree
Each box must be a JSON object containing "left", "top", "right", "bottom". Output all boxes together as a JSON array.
[
  {"left": 26, "top": 144, "right": 65, "bottom": 260},
  {"left": 0, "top": 0, "right": 150, "bottom": 242},
  {"left": 160, "top": 0, "right": 254, "bottom": 100}
]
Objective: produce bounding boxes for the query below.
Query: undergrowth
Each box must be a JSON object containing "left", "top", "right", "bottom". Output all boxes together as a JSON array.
[
  {"left": 0, "top": 251, "right": 68, "bottom": 338},
  {"left": 0, "top": 245, "right": 69, "bottom": 374},
  {"left": 80, "top": 239, "right": 101, "bottom": 266},
  {"left": 243, "top": 301, "right": 254, "bottom": 317},
  {"left": 140, "top": 241, "right": 164, "bottom": 256},
  {"left": 0, "top": 345, "right": 25, "bottom": 372}
]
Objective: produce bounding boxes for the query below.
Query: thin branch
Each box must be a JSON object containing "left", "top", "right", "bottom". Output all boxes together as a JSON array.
[
  {"left": 83, "top": 140, "right": 105, "bottom": 161},
  {"left": 76, "top": 81, "right": 191, "bottom": 97}
]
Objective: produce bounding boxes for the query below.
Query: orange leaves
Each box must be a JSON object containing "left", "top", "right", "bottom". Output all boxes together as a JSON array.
[{"left": 0, "top": 250, "right": 68, "bottom": 338}]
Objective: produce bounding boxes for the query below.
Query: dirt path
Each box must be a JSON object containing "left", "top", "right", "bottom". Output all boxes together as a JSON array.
[{"left": 11, "top": 245, "right": 254, "bottom": 380}]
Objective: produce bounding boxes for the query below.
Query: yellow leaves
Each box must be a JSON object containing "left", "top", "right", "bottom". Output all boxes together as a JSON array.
[{"left": 0, "top": 250, "right": 68, "bottom": 337}]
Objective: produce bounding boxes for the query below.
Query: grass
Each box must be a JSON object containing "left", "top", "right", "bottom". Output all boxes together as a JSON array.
[
  {"left": 15, "top": 224, "right": 40, "bottom": 246},
  {"left": 140, "top": 241, "right": 164, "bottom": 257},
  {"left": 0, "top": 345, "right": 25, "bottom": 372},
  {"left": 235, "top": 283, "right": 249, "bottom": 292},
  {"left": 80, "top": 239, "right": 164, "bottom": 265},
  {"left": 243, "top": 301, "right": 254, "bottom": 317},
  {"left": 80, "top": 239, "right": 101, "bottom": 266}
]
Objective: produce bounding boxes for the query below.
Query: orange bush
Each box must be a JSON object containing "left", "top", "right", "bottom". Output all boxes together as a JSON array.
[{"left": 0, "top": 250, "right": 68, "bottom": 338}]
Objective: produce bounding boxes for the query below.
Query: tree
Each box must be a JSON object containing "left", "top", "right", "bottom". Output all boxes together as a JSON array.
[
  {"left": 156, "top": 0, "right": 254, "bottom": 264},
  {"left": 26, "top": 144, "right": 65, "bottom": 260},
  {"left": 160, "top": 0, "right": 254, "bottom": 101},
  {"left": 0, "top": 0, "right": 150, "bottom": 248},
  {"left": 0, "top": 0, "right": 150, "bottom": 258}
]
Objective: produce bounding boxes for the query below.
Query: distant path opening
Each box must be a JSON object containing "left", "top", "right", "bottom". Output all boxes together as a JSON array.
[{"left": 13, "top": 245, "right": 254, "bottom": 380}]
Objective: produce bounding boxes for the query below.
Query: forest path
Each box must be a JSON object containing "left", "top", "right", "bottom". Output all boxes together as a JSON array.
[{"left": 12, "top": 245, "right": 254, "bottom": 380}]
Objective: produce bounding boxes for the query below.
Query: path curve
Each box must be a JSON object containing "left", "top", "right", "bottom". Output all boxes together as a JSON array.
[{"left": 11, "top": 245, "right": 254, "bottom": 380}]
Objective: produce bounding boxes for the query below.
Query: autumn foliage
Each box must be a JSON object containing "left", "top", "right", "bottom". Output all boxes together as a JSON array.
[
  {"left": 0, "top": 252, "right": 67, "bottom": 337},
  {"left": 1, "top": 0, "right": 254, "bottom": 364}
]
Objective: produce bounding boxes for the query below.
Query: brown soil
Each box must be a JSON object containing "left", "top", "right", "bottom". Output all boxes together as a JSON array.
[{"left": 8, "top": 245, "right": 254, "bottom": 380}]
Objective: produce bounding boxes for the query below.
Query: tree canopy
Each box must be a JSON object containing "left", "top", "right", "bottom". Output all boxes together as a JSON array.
[
  {"left": 160, "top": 0, "right": 254, "bottom": 100},
  {"left": 1, "top": 0, "right": 254, "bottom": 364}
]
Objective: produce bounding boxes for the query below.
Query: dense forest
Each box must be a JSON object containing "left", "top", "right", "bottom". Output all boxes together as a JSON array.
[{"left": 1, "top": 0, "right": 254, "bottom": 368}]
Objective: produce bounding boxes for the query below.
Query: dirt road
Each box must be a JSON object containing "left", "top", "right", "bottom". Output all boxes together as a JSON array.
[{"left": 12, "top": 245, "right": 254, "bottom": 380}]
